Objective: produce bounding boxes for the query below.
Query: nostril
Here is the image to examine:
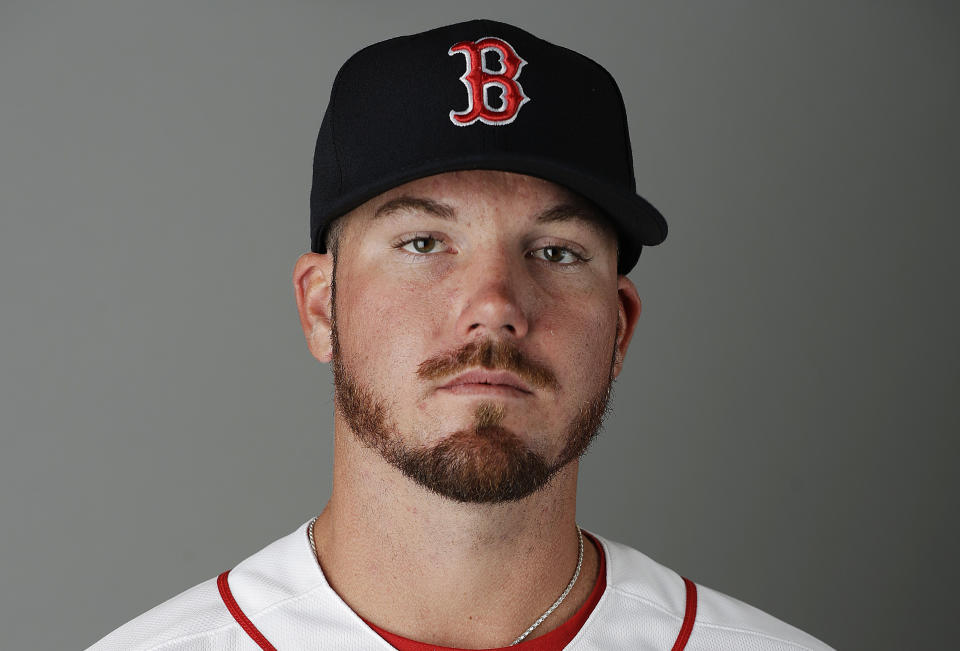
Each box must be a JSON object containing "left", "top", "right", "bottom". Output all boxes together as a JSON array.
[{"left": 468, "top": 322, "right": 517, "bottom": 334}]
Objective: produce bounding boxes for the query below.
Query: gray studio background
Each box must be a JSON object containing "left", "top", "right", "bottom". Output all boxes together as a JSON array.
[{"left": 1, "top": 1, "right": 957, "bottom": 649}]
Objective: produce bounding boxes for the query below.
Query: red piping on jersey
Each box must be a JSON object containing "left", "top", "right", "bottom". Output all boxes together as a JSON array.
[
  {"left": 217, "top": 570, "right": 278, "bottom": 651},
  {"left": 216, "top": 567, "right": 698, "bottom": 650},
  {"left": 670, "top": 577, "right": 698, "bottom": 651}
]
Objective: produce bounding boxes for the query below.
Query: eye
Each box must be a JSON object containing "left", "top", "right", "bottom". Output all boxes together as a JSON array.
[
  {"left": 400, "top": 236, "right": 445, "bottom": 254},
  {"left": 531, "top": 245, "right": 581, "bottom": 264}
]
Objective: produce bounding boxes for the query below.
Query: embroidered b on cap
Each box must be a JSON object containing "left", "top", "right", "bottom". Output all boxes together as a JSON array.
[{"left": 448, "top": 37, "right": 530, "bottom": 126}]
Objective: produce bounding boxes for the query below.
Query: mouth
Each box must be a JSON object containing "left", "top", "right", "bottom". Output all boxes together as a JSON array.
[{"left": 438, "top": 369, "right": 534, "bottom": 397}]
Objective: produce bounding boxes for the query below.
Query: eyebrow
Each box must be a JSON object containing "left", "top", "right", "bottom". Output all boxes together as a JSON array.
[
  {"left": 534, "top": 203, "right": 601, "bottom": 225},
  {"left": 534, "top": 202, "right": 615, "bottom": 238},
  {"left": 372, "top": 196, "right": 455, "bottom": 221}
]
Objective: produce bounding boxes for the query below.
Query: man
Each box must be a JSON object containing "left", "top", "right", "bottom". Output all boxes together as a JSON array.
[{"left": 89, "top": 19, "right": 833, "bottom": 650}]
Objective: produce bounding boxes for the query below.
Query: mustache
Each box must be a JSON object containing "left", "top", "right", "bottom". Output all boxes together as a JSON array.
[{"left": 417, "top": 338, "right": 560, "bottom": 391}]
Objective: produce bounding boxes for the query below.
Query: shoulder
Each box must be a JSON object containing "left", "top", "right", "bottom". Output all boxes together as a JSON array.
[
  {"left": 585, "top": 534, "right": 836, "bottom": 651},
  {"left": 86, "top": 520, "right": 331, "bottom": 651},
  {"left": 85, "top": 576, "right": 243, "bottom": 650}
]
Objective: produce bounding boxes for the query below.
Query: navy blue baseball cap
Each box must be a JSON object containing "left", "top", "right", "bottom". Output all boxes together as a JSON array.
[{"left": 310, "top": 19, "right": 667, "bottom": 273}]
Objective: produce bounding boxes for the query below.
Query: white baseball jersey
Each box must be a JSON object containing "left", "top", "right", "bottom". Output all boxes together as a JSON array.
[{"left": 87, "top": 520, "right": 834, "bottom": 650}]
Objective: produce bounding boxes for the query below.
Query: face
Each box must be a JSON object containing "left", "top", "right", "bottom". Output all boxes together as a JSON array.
[{"left": 310, "top": 170, "right": 640, "bottom": 503}]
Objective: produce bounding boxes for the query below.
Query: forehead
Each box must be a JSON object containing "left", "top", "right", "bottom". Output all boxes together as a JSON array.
[{"left": 343, "top": 170, "right": 615, "bottom": 237}]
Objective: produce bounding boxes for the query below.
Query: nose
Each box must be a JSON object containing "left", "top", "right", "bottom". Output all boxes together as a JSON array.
[{"left": 454, "top": 249, "right": 530, "bottom": 340}]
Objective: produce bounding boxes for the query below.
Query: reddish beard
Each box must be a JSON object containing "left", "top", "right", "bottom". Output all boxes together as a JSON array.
[{"left": 329, "top": 275, "right": 617, "bottom": 503}]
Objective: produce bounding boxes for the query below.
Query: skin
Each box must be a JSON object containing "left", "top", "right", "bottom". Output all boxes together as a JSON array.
[{"left": 293, "top": 170, "right": 642, "bottom": 647}]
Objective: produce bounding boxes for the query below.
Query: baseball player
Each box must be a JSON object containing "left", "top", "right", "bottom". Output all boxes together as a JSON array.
[{"left": 88, "top": 19, "right": 835, "bottom": 650}]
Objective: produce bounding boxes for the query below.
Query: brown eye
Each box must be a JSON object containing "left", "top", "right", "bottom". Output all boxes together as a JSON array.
[
  {"left": 543, "top": 246, "right": 565, "bottom": 262},
  {"left": 414, "top": 237, "right": 435, "bottom": 253},
  {"left": 403, "top": 237, "right": 441, "bottom": 254},
  {"left": 533, "top": 246, "right": 578, "bottom": 264}
]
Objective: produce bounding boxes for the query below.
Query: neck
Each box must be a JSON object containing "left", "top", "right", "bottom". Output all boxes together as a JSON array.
[{"left": 310, "top": 417, "right": 598, "bottom": 647}]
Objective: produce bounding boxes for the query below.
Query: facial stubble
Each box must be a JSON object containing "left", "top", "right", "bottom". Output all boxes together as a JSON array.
[{"left": 329, "top": 263, "right": 618, "bottom": 503}]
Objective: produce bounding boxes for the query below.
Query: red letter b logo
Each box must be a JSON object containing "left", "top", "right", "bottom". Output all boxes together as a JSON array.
[{"left": 449, "top": 37, "right": 530, "bottom": 126}]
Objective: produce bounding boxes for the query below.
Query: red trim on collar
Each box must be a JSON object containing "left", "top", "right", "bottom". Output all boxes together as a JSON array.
[
  {"left": 217, "top": 570, "right": 278, "bottom": 651},
  {"left": 670, "top": 576, "right": 698, "bottom": 651},
  {"left": 215, "top": 536, "right": 698, "bottom": 651}
]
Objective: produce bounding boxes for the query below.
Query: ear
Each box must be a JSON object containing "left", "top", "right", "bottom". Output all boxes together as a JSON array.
[
  {"left": 613, "top": 275, "right": 642, "bottom": 378},
  {"left": 293, "top": 252, "right": 335, "bottom": 363}
]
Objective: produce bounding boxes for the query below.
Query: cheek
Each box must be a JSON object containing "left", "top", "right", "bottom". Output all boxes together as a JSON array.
[
  {"left": 336, "top": 271, "right": 447, "bottom": 377},
  {"left": 540, "top": 295, "right": 618, "bottom": 390}
]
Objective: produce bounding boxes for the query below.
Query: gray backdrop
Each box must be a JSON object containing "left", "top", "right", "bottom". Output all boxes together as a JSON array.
[{"left": 2, "top": 1, "right": 957, "bottom": 649}]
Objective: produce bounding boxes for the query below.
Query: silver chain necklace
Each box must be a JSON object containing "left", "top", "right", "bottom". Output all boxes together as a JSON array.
[
  {"left": 307, "top": 516, "right": 584, "bottom": 647},
  {"left": 509, "top": 523, "right": 583, "bottom": 645}
]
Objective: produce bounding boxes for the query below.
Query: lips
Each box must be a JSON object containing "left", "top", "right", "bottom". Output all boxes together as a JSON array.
[{"left": 439, "top": 369, "right": 533, "bottom": 395}]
